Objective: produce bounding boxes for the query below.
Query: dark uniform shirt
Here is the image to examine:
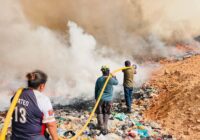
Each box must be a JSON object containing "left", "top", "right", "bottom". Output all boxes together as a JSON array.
[
  {"left": 123, "top": 67, "right": 135, "bottom": 88},
  {"left": 11, "top": 89, "right": 55, "bottom": 140},
  {"left": 95, "top": 76, "right": 118, "bottom": 101}
]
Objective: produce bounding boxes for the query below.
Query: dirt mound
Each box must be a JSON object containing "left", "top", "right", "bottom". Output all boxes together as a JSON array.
[{"left": 145, "top": 55, "right": 200, "bottom": 140}]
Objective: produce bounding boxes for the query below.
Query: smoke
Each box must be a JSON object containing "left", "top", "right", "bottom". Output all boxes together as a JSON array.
[
  {"left": 20, "top": 0, "right": 200, "bottom": 59},
  {"left": 0, "top": 0, "right": 154, "bottom": 110},
  {"left": 1, "top": 0, "right": 200, "bottom": 110}
]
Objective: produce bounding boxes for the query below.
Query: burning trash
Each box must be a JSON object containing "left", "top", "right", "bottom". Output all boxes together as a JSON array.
[
  {"left": 1, "top": 0, "right": 200, "bottom": 140},
  {"left": 52, "top": 89, "right": 173, "bottom": 140}
]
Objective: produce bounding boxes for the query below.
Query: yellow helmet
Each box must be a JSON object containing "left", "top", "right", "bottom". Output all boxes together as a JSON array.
[{"left": 101, "top": 65, "right": 110, "bottom": 72}]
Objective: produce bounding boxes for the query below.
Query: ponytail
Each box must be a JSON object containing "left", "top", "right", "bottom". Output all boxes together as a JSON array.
[{"left": 26, "top": 70, "right": 47, "bottom": 89}]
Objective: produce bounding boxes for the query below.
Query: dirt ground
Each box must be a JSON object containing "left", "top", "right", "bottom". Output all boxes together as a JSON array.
[{"left": 145, "top": 55, "right": 200, "bottom": 140}]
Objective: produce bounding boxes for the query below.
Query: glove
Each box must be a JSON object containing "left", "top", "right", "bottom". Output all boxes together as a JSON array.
[{"left": 132, "top": 64, "right": 137, "bottom": 69}]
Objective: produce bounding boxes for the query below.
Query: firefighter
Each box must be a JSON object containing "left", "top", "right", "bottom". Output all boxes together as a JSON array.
[
  {"left": 11, "top": 70, "right": 58, "bottom": 140},
  {"left": 95, "top": 65, "right": 118, "bottom": 135},
  {"left": 122, "top": 60, "right": 137, "bottom": 113}
]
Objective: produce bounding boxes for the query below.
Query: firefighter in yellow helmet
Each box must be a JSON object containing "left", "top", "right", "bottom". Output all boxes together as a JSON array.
[{"left": 95, "top": 65, "right": 118, "bottom": 135}]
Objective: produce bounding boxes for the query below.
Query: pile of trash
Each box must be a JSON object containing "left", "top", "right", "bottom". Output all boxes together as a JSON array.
[
  {"left": 54, "top": 86, "right": 173, "bottom": 140},
  {"left": 0, "top": 86, "right": 174, "bottom": 140},
  {"left": 0, "top": 112, "right": 5, "bottom": 132}
]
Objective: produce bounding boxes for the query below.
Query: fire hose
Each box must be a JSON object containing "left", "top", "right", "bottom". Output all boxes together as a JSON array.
[
  {"left": 0, "top": 67, "right": 131, "bottom": 140},
  {"left": 0, "top": 88, "right": 23, "bottom": 140}
]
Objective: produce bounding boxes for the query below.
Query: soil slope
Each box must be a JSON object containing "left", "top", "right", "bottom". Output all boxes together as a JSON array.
[{"left": 145, "top": 55, "right": 200, "bottom": 140}]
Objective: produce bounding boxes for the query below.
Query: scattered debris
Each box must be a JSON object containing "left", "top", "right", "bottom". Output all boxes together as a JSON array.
[
  {"left": 114, "top": 113, "right": 127, "bottom": 121},
  {"left": 0, "top": 85, "right": 173, "bottom": 140},
  {"left": 52, "top": 85, "right": 173, "bottom": 139}
]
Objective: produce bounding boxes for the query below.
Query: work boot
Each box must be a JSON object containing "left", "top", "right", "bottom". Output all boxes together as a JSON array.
[
  {"left": 102, "top": 114, "right": 109, "bottom": 135},
  {"left": 127, "top": 107, "right": 132, "bottom": 113},
  {"left": 101, "top": 129, "right": 109, "bottom": 135},
  {"left": 97, "top": 114, "right": 104, "bottom": 130}
]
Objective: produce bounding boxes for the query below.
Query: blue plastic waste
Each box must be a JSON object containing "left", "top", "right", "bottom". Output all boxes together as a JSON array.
[
  {"left": 114, "top": 113, "right": 127, "bottom": 121},
  {"left": 132, "top": 120, "right": 142, "bottom": 126},
  {"left": 137, "top": 129, "right": 149, "bottom": 138}
]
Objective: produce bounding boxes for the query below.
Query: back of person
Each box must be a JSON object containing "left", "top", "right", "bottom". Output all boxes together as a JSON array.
[
  {"left": 123, "top": 67, "right": 134, "bottom": 88},
  {"left": 95, "top": 65, "right": 118, "bottom": 135},
  {"left": 123, "top": 61, "right": 137, "bottom": 113},
  {"left": 11, "top": 70, "right": 58, "bottom": 140},
  {"left": 95, "top": 76, "right": 118, "bottom": 101},
  {"left": 11, "top": 88, "right": 48, "bottom": 140}
]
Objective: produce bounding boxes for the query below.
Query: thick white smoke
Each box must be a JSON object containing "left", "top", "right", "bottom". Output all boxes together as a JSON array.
[
  {"left": 20, "top": 0, "right": 200, "bottom": 60},
  {"left": 0, "top": 0, "right": 157, "bottom": 110},
  {"left": 3, "top": 0, "right": 200, "bottom": 110}
]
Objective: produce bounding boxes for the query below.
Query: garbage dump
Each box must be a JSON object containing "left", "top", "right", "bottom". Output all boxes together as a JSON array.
[
  {"left": 0, "top": 85, "right": 174, "bottom": 140},
  {"left": 2, "top": 52, "right": 199, "bottom": 140},
  {"left": 53, "top": 85, "right": 173, "bottom": 140},
  {"left": 1, "top": 0, "right": 200, "bottom": 139}
]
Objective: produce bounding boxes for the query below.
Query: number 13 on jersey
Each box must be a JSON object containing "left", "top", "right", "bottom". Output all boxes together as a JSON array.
[{"left": 14, "top": 107, "right": 27, "bottom": 123}]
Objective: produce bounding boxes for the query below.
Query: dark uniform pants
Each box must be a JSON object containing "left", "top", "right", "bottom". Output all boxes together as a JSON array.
[
  {"left": 11, "top": 135, "right": 47, "bottom": 140},
  {"left": 96, "top": 100, "right": 112, "bottom": 114},
  {"left": 124, "top": 87, "right": 133, "bottom": 110}
]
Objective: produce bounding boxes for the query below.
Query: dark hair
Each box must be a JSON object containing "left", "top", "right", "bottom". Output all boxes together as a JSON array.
[
  {"left": 125, "top": 60, "right": 131, "bottom": 67},
  {"left": 102, "top": 69, "right": 110, "bottom": 76},
  {"left": 26, "top": 70, "right": 48, "bottom": 89}
]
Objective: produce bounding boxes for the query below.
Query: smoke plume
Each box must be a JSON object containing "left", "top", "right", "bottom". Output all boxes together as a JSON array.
[
  {"left": 0, "top": 0, "right": 145, "bottom": 110},
  {"left": 20, "top": 0, "right": 200, "bottom": 59},
  {"left": 1, "top": 0, "right": 200, "bottom": 110}
]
